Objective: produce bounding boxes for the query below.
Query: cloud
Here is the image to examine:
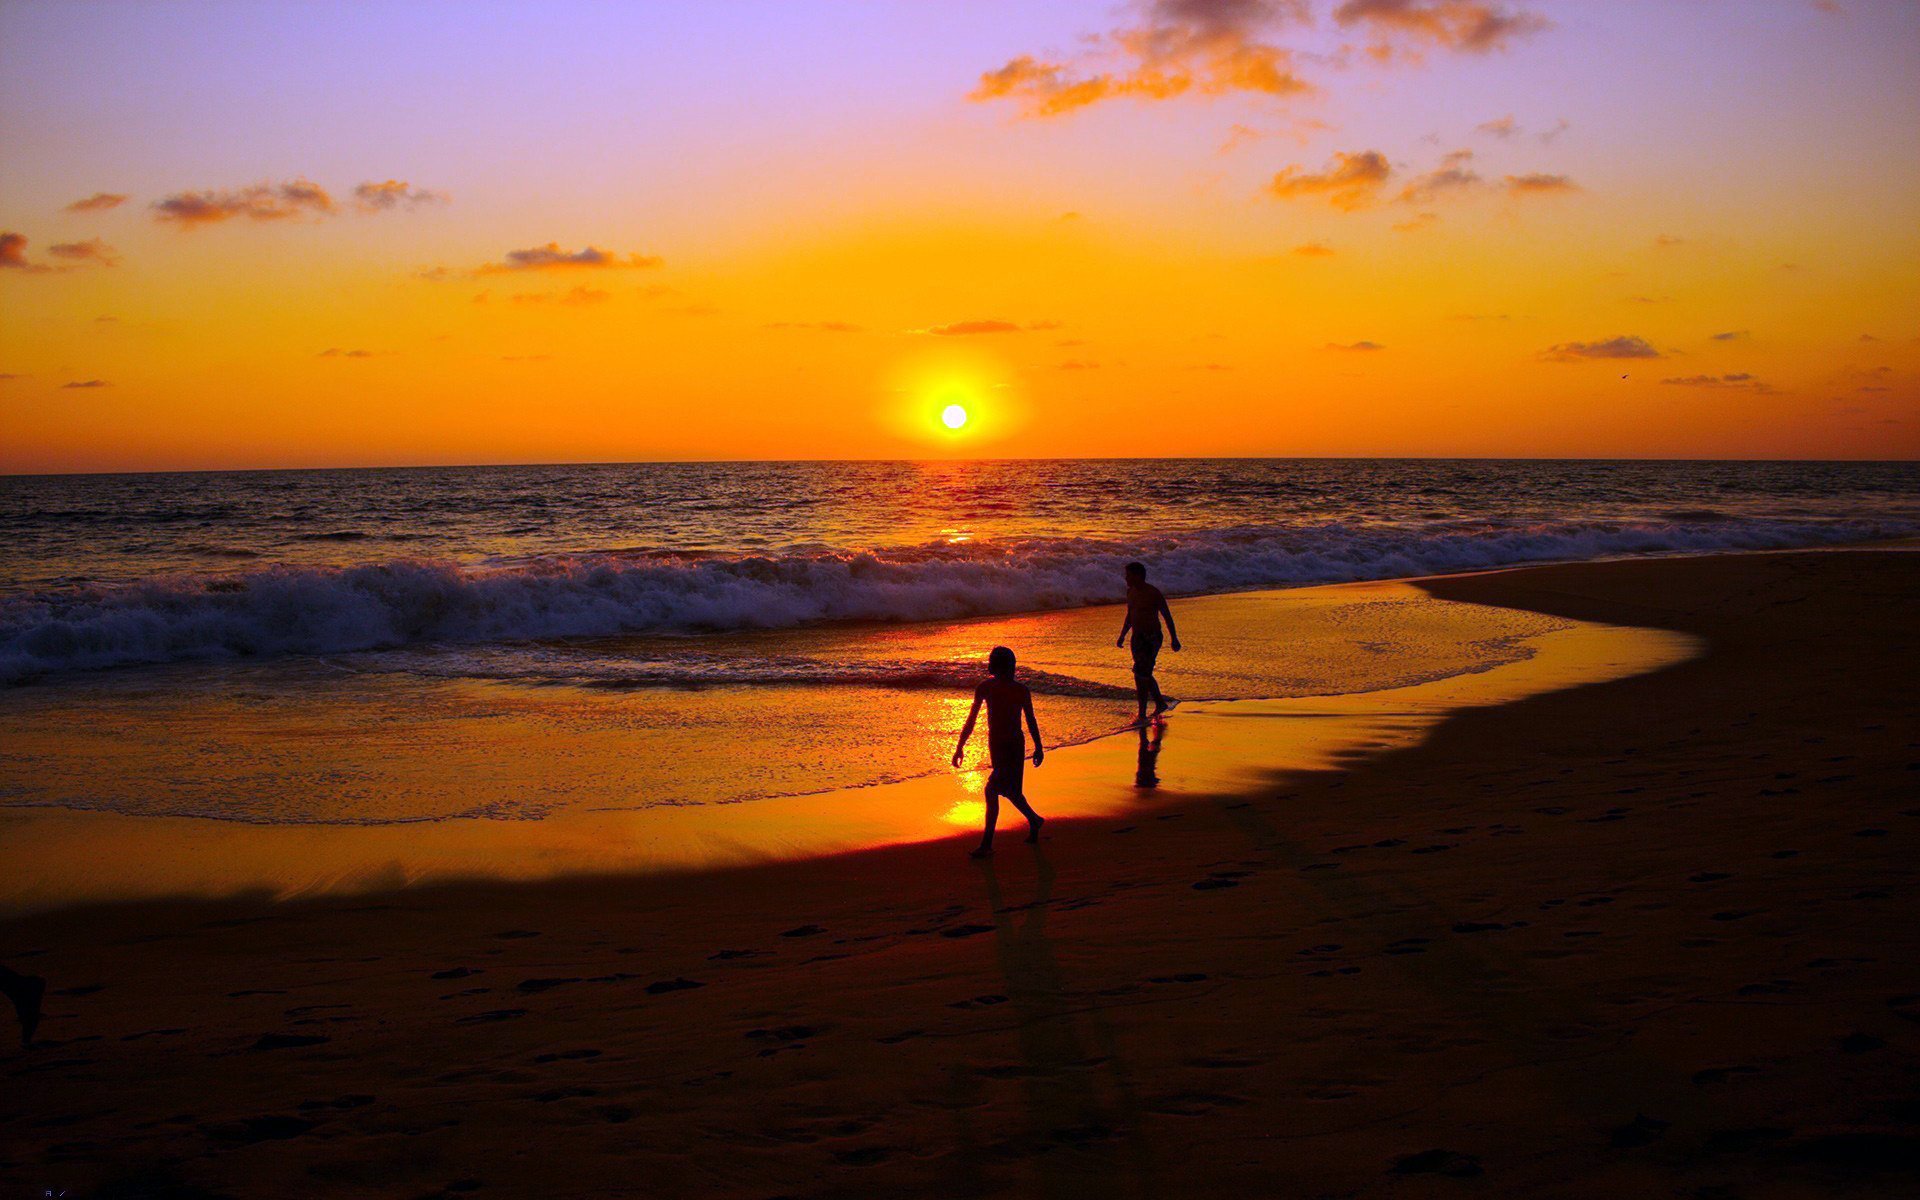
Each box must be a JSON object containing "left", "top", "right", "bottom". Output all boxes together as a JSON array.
[
  {"left": 0, "top": 232, "right": 49, "bottom": 271},
  {"left": 352, "top": 180, "right": 450, "bottom": 212},
  {"left": 1537, "top": 117, "right": 1570, "bottom": 144},
  {"left": 1476, "top": 114, "right": 1518, "bottom": 138},
  {"left": 47, "top": 239, "right": 120, "bottom": 267},
  {"left": 1396, "top": 148, "right": 1480, "bottom": 203},
  {"left": 1333, "top": 1, "right": 1550, "bottom": 53},
  {"left": 1653, "top": 234, "right": 1685, "bottom": 248},
  {"left": 1542, "top": 335, "right": 1661, "bottom": 361},
  {"left": 1504, "top": 172, "right": 1578, "bottom": 195},
  {"left": 317, "top": 348, "right": 380, "bottom": 358},
  {"left": 927, "top": 319, "right": 1026, "bottom": 336},
  {"left": 1327, "top": 340, "right": 1385, "bottom": 351},
  {"left": 65, "top": 192, "right": 129, "bottom": 213},
  {"left": 61, "top": 379, "right": 110, "bottom": 388},
  {"left": 1661, "top": 373, "right": 1777, "bottom": 393},
  {"left": 0, "top": 373, "right": 27, "bottom": 381},
  {"left": 1292, "top": 241, "right": 1337, "bottom": 256},
  {"left": 510, "top": 286, "right": 612, "bottom": 307},
  {"left": 1057, "top": 360, "right": 1101, "bottom": 370},
  {"left": 481, "top": 243, "right": 663, "bottom": 272},
  {"left": 1393, "top": 210, "right": 1439, "bottom": 233},
  {"left": 1266, "top": 149, "right": 1391, "bottom": 210},
  {"left": 969, "top": 0, "right": 1316, "bottom": 118},
  {"left": 766, "top": 320, "right": 864, "bottom": 333},
  {"left": 1710, "top": 330, "right": 1749, "bottom": 341},
  {"left": 153, "top": 179, "right": 337, "bottom": 227}
]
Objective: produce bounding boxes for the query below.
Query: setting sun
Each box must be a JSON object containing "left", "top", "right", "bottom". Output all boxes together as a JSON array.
[{"left": 941, "top": 404, "right": 968, "bottom": 431}]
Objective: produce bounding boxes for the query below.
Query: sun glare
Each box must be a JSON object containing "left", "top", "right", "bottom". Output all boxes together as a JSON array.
[{"left": 941, "top": 404, "right": 968, "bottom": 431}]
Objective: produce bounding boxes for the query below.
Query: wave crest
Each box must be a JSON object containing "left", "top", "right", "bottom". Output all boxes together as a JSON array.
[{"left": 1, "top": 516, "right": 1906, "bottom": 682}]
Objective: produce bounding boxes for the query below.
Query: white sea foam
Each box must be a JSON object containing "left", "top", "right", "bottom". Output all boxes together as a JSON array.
[{"left": 0, "top": 517, "right": 1907, "bottom": 682}]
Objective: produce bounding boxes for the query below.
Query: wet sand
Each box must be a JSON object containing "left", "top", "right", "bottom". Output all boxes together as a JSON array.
[{"left": 3, "top": 549, "right": 1917, "bottom": 1198}]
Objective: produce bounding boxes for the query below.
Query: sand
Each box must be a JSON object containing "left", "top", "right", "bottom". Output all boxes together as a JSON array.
[{"left": 2, "top": 548, "right": 1916, "bottom": 1198}]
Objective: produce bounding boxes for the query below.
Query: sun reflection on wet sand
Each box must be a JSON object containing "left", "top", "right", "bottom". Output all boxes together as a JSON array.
[{"left": 0, "top": 583, "right": 1695, "bottom": 914}]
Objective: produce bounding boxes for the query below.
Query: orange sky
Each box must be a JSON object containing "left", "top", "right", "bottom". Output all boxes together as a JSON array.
[{"left": 2, "top": 0, "right": 1916, "bottom": 472}]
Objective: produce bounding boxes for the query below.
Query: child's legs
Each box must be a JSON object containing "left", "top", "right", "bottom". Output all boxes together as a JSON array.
[{"left": 980, "top": 788, "right": 1001, "bottom": 841}]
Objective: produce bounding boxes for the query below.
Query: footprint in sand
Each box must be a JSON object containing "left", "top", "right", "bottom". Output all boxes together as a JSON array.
[
  {"left": 709, "top": 949, "right": 770, "bottom": 961},
  {"left": 939, "top": 923, "right": 997, "bottom": 938},
  {"left": 645, "top": 978, "right": 705, "bottom": 995},
  {"left": 948, "top": 994, "right": 1009, "bottom": 1010},
  {"left": 205, "top": 1115, "right": 317, "bottom": 1144},
  {"left": 457, "top": 1009, "right": 528, "bottom": 1024},
  {"left": 517, "top": 977, "right": 582, "bottom": 994},
  {"left": 1147, "top": 1091, "right": 1249, "bottom": 1116},
  {"left": 780, "top": 924, "right": 825, "bottom": 938},
  {"left": 533, "top": 1048, "right": 603, "bottom": 1063},
  {"left": 431, "top": 967, "right": 482, "bottom": 980},
  {"left": 877, "top": 1029, "right": 924, "bottom": 1044},
  {"left": 492, "top": 930, "right": 541, "bottom": 940}
]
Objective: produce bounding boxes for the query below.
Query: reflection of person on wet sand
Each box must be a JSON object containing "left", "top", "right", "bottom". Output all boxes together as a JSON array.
[
  {"left": 952, "top": 646, "right": 1045, "bottom": 858},
  {"left": 1134, "top": 722, "right": 1164, "bottom": 788},
  {"left": 1116, "top": 561, "right": 1180, "bottom": 725},
  {"left": 2, "top": 963, "right": 46, "bottom": 1046}
]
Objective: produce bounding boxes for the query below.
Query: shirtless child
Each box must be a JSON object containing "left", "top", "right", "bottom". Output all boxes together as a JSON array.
[
  {"left": 951, "top": 646, "right": 1046, "bottom": 858},
  {"left": 1116, "top": 561, "right": 1182, "bottom": 724}
]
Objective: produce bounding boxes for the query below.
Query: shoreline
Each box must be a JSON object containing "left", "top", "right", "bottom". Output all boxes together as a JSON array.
[
  {"left": 3, "top": 548, "right": 1916, "bottom": 1197},
  {"left": 0, "top": 578, "right": 1693, "bottom": 916}
]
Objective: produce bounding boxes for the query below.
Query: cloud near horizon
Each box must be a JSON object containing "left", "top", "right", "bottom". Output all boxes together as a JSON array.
[
  {"left": 766, "top": 320, "right": 865, "bottom": 333},
  {"left": 1327, "top": 340, "right": 1385, "bottom": 351},
  {"left": 1505, "top": 172, "right": 1578, "bottom": 195},
  {"left": 1396, "top": 148, "right": 1480, "bottom": 203},
  {"left": 1266, "top": 149, "right": 1392, "bottom": 209},
  {"left": 153, "top": 179, "right": 337, "bottom": 227},
  {"left": 925, "top": 319, "right": 1031, "bottom": 335},
  {"left": 0, "top": 232, "right": 47, "bottom": 271},
  {"left": 1541, "top": 335, "right": 1661, "bottom": 361},
  {"left": 1661, "top": 373, "right": 1777, "bottom": 393},
  {"left": 64, "top": 192, "right": 129, "bottom": 213},
  {"left": 47, "top": 239, "right": 120, "bottom": 267},
  {"left": 61, "top": 379, "right": 111, "bottom": 388},
  {"left": 479, "top": 243, "right": 664, "bottom": 273},
  {"left": 353, "top": 180, "right": 450, "bottom": 212}
]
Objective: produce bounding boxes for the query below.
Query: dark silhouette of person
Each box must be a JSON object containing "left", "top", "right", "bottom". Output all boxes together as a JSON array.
[
  {"left": 2, "top": 964, "right": 45, "bottom": 1046},
  {"left": 1134, "top": 722, "right": 1164, "bottom": 788},
  {"left": 952, "top": 646, "right": 1046, "bottom": 857},
  {"left": 1116, "top": 561, "right": 1180, "bottom": 724}
]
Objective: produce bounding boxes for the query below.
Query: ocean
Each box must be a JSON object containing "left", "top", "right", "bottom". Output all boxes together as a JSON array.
[{"left": 1, "top": 458, "right": 1914, "bottom": 830}]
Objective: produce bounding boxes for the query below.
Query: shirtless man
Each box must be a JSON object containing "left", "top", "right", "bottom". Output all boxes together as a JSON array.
[{"left": 1116, "top": 561, "right": 1181, "bottom": 724}]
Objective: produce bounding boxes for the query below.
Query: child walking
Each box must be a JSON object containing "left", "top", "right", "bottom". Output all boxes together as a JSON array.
[{"left": 951, "top": 646, "right": 1046, "bottom": 857}]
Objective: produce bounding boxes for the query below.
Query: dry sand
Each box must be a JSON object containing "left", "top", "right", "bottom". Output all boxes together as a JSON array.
[{"left": 3, "top": 548, "right": 1916, "bottom": 1198}]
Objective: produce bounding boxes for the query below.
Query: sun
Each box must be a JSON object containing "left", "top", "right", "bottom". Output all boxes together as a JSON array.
[{"left": 941, "top": 404, "right": 968, "bottom": 430}]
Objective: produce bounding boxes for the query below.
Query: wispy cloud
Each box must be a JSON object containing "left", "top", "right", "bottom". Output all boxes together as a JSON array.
[
  {"left": 152, "top": 179, "right": 337, "bottom": 227},
  {"left": 352, "top": 180, "right": 450, "bottom": 212},
  {"left": 1504, "top": 172, "right": 1578, "bottom": 196},
  {"left": 317, "top": 348, "right": 381, "bottom": 358},
  {"left": 479, "top": 244, "right": 664, "bottom": 273},
  {"left": 1541, "top": 335, "right": 1661, "bottom": 361},
  {"left": 766, "top": 320, "right": 865, "bottom": 333},
  {"left": 47, "top": 239, "right": 120, "bottom": 267},
  {"left": 1292, "top": 241, "right": 1337, "bottom": 257},
  {"left": 509, "top": 286, "right": 613, "bottom": 306},
  {"left": 1475, "top": 114, "right": 1518, "bottom": 138},
  {"left": 1327, "top": 340, "right": 1385, "bottom": 351},
  {"left": 969, "top": 0, "right": 1315, "bottom": 118},
  {"left": 970, "top": 1, "right": 1547, "bottom": 118},
  {"left": 1266, "top": 149, "right": 1391, "bottom": 210},
  {"left": 1661, "top": 373, "right": 1777, "bottom": 393},
  {"left": 1332, "top": 0, "right": 1549, "bottom": 54},
  {"left": 61, "top": 379, "right": 111, "bottom": 388},
  {"left": 925, "top": 319, "right": 1028, "bottom": 336},
  {"left": 64, "top": 192, "right": 129, "bottom": 213},
  {"left": 1710, "top": 330, "right": 1750, "bottom": 341},
  {"left": 1396, "top": 148, "right": 1479, "bottom": 203}
]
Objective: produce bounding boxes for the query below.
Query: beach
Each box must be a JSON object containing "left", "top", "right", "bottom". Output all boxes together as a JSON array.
[{"left": 4, "top": 546, "right": 1915, "bottom": 1197}]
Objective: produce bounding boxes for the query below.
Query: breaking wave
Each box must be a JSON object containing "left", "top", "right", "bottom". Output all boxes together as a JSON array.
[{"left": 1, "top": 516, "right": 1909, "bottom": 682}]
